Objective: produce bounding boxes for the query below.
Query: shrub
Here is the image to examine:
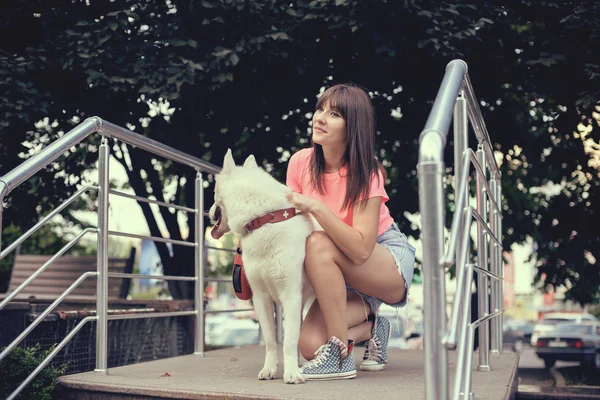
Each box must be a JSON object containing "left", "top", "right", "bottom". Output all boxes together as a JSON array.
[{"left": 0, "top": 344, "right": 67, "bottom": 400}]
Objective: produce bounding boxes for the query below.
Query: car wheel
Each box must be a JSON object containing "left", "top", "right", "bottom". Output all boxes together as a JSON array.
[{"left": 544, "top": 359, "right": 556, "bottom": 369}]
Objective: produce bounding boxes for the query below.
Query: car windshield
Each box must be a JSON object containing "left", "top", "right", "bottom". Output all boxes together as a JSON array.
[{"left": 551, "top": 324, "right": 593, "bottom": 335}]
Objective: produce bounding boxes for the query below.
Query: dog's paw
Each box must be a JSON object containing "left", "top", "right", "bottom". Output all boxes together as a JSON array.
[
  {"left": 257, "top": 366, "right": 278, "bottom": 380},
  {"left": 283, "top": 367, "right": 305, "bottom": 384}
]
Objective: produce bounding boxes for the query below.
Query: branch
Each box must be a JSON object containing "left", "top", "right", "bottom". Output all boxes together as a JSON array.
[{"left": 131, "top": 148, "right": 183, "bottom": 242}]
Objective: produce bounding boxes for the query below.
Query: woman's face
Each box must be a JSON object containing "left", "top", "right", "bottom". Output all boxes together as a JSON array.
[{"left": 312, "top": 100, "right": 346, "bottom": 149}]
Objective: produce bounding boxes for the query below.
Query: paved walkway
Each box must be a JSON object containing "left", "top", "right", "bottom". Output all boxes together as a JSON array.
[{"left": 59, "top": 345, "right": 518, "bottom": 399}]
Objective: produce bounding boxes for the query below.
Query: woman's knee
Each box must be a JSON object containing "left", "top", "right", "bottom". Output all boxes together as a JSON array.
[
  {"left": 380, "top": 275, "right": 407, "bottom": 304},
  {"left": 305, "top": 231, "right": 335, "bottom": 264}
]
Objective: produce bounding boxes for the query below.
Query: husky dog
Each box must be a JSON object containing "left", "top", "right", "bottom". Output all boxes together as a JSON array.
[{"left": 209, "top": 149, "right": 317, "bottom": 384}]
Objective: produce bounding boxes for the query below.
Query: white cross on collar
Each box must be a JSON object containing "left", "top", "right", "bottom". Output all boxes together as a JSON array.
[{"left": 283, "top": 211, "right": 289, "bottom": 218}]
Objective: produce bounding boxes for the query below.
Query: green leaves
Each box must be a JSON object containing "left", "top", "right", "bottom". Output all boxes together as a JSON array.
[{"left": 0, "top": 344, "right": 68, "bottom": 400}]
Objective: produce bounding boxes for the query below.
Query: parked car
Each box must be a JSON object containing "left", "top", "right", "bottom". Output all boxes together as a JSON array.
[
  {"left": 534, "top": 322, "right": 600, "bottom": 369},
  {"left": 530, "top": 312, "right": 599, "bottom": 346}
]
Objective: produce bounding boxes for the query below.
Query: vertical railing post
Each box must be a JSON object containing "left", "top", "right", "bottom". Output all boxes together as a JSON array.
[
  {"left": 194, "top": 172, "right": 205, "bottom": 356},
  {"left": 489, "top": 176, "right": 500, "bottom": 355},
  {"left": 476, "top": 145, "right": 490, "bottom": 372},
  {"left": 418, "top": 131, "right": 448, "bottom": 400},
  {"left": 463, "top": 314, "right": 478, "bottom": 400},
  {"left": 458, "top": 262, "right": 475, "bottom": 400},
  {"left": 453, "top": 90, "right": 468, "bottom": 347},
  {"left": 95, "top": 138, "right": 110, "bottom": 375},
  {"left": 497, "top": 180, "right": 504, "bottom": 351}
]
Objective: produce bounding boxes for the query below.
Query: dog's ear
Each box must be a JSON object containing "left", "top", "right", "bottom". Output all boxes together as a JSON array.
[
  {"left": 243, "top": 155, "right": 258, "bottom": 169},
  {"left": 221, "top": 149, "right": 235, "bottom": 176}
]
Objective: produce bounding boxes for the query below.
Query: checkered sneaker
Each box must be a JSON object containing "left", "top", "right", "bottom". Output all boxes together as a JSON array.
[
  {"left": 300, "top": 336, "right": 357, "bottom": 380},
  {"left": 360, "top": 315, "right": 391, "bottom": 371}
]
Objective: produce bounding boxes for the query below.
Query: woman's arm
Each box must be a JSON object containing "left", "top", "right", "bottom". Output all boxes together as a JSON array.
[{"left": 287, "top": 192, "right": 381, "bottom": 265}]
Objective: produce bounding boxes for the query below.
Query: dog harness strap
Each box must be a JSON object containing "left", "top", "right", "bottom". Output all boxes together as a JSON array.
[{"left": 245, "top": 207, "right": 296, "bottom": 232}]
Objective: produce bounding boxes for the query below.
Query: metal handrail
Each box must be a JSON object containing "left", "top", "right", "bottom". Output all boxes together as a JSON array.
[
  {"left": 6, "top": 316, "right": 98, "bottom": 400},
  {"left": 0, "top": 186, "right": 98, "bottom": 260},
  {"left": 108, "top": 310, "right": 197, "bottom": 321},
  {"left": 0, "top": 116, "right": 220, "bottom": 267},
  {"left": 205, "top": 308, "right": 255, "bottom": 314},
  {"left": 108, "top": 230, "right": 196, "bottom": 247},
  {"left": 0, "top": 116, "right": 220, "bottom": 203},
  {"left": 451, "top": 262, "right": 475, "bottom": 400},
  {"left": 205, "top": 245, "right": 237, "bottom": 253},
  {"left": 447, "top": 260, "right": 503, "bottom": 353},
  {"left": 98, "top": 120, "right": 220, "bottom": 174},
  {"left": 442, "top": 153, "right": 471, "bottom": 267},
  {"left": 462, "top": 77, "right": 501, "bottom": 179},
  {"left": 0, "top": 118, "right": 101, "bottom": 200},
  {"left": 205, "top": 277, "right": 234, "bottom": 283},
  {"left": 108, "top": 272, "right": 196, "bottom": 281},
  {"left": 473, "top": 266, "right": 503, "bottom": 281},
  {"left": 0, "top": 228, "right": 97, "bottom": 311},
  {"left": 442, "top": 207, "right": 472, "bottom": 349},
  {"left": 418, "top": 59, "right": 504, "bottom": 400},
  {"left": 109, "top": 189, "right": 197, "bottom": 213},
  {"left": 0, "top": 271, "right": 97, "bottom": 364},
  {"left": 470, "top": 208, "right": 502, "bottom": 247},
  {"left": 467, "top": 149, "right": 502, "bottom": 214},
  {"left": 418, "top": 59, "right": 470, "bottom": 400},
  {"left": 442, "top": 148, "right": 502, "bottom": 268},
  {"left": 457, "top": 310, "right": 505, "bottom": 400}
]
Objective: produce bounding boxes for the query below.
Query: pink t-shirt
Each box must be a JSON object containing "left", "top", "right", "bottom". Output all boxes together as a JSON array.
[{"left": 286, "top": 148, "right": 394, "bottom": 236}]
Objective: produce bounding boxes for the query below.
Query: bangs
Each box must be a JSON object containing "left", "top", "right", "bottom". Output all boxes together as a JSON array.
[{"left": 315, "top": 86, "right": 351, "bottom": 118}]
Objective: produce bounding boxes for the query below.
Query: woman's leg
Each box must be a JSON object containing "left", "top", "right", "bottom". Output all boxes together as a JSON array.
[
  {"left": 299, "top": 291, "right": 372, "bottom": 360},
  {"left": 303, "top": 231, "right": 405, "bottom": 351}
]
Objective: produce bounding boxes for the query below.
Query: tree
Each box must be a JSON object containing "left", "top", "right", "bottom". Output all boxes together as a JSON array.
[{"left": 0, "top": 0, "right": 598, "bottom": 303}]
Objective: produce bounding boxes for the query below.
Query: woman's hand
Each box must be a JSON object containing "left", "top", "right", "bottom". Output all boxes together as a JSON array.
[{"left": 286, "top": 192, "right": 321, "bottom": 215}]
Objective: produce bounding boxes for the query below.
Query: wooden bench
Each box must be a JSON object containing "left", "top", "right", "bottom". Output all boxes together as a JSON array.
[{"left": 4, "top": 252, "right": 135, "bottom": 302}]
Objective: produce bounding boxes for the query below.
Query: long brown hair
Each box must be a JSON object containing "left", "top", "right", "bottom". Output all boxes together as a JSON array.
[{"left": 310, "top": 83, "right": 386, "bottom": 210}]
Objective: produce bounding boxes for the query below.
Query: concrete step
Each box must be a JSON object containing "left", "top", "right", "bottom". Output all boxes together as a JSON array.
[{"left": 59, "top": 345, "right": 519, "bottom": 400}]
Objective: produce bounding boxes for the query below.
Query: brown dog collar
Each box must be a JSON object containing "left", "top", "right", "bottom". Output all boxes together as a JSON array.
[{"left": 245, "top": 207, "right": 297, "bottom": 233}]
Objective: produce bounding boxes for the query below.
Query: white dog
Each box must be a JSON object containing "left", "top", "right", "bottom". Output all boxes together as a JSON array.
[{"left": 209, "top": 149, "right": 317, "bottom": 384}]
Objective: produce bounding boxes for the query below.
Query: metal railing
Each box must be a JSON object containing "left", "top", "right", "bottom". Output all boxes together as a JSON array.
[
  {"left": 0, "top": 117, "right": 273, "bottom": 399},
  {"left": 418, "top": 59, "right": 504, "bottom": 400}
]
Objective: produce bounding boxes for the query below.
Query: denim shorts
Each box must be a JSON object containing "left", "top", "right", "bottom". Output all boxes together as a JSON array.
[{"left": 346, "top": 222, "right": 416, "bottom": 313}]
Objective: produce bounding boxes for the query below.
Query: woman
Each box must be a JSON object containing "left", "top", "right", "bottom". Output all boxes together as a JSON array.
[{"left": 286, "top": 83, "right": 416, "bottom": 380}]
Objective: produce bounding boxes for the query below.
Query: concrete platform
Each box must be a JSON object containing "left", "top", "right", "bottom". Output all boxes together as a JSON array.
[{"left": 59, "top": 345, "right": 519, "bottom": 400}]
